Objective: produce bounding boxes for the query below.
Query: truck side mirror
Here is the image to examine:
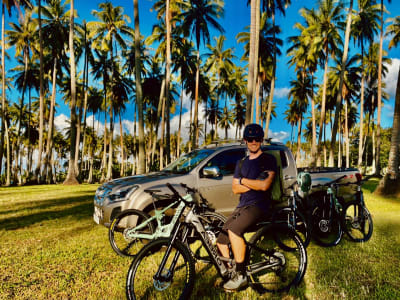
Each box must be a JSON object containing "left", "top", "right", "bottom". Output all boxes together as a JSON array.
[{"left": 202, "top": 166, "right": 221, "bottom": 178}]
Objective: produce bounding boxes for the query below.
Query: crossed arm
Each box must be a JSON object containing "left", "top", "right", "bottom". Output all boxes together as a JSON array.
[{"left": 232, "top": 171, "right": 276, "bottom": 194}]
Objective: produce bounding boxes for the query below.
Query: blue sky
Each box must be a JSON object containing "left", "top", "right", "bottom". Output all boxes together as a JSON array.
[{"left": 32, "top": 0, "right": 400, "bottom": 142}]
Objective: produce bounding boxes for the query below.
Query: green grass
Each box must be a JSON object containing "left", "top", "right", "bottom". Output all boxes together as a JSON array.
[{"left": 1, "top": 180, "right": 399, "bottom": 299}]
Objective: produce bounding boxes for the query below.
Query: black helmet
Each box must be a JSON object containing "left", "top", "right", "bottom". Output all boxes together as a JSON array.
[{"left": 243, "top": 123, "right": 264, "bottom": 140}]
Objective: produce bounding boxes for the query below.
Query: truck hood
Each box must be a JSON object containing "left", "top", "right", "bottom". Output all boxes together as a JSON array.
[{"left": 95, "top": 171, "right": 186, "bottom": 204}]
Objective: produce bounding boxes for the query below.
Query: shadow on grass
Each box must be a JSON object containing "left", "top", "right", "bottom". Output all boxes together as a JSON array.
[
  {"left": 0, "top": 197, "right": 94, "bottom": 231},
  {"left": 0, "top": 192, "right": 95, "bottom": 216}
]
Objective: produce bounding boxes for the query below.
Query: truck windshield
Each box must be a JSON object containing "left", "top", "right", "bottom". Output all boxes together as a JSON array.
[{"left": 163, "top": 149, "right": 215, "bottom": 174}]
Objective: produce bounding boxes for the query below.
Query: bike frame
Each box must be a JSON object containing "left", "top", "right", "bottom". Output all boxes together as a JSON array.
[{"left": 125, "top": 194, "right": 192, "bottom": 240}]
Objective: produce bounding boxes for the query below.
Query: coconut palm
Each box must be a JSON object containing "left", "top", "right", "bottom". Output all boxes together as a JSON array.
[
  {"left": 352, "top": 0, "right": 380, "bottom": 168},
  {"left": 6, "top": 8, "right": 36, "bottom": 183},
  {"left": 301, "top": 0, "right": 344, "bottom": 166},
  {"left": 375, "top": 0, "right": 391, "bottom": 175},
  {"left": 377, "top": 15, "right": 400, "bottom": 192},
  {"left": 180, "top": 0, "right": 224, "bottom": 148},
  {"left": 261, "top": 0, "right": 291, "bottom": 137},
  {"left": 1, "top": 0, "right": 32, "bottom": 185},
  {"left": 204, "top": 35, "right": 235, "bottom": 139},
  {"left": 133, "top": 0, "right": 146, "bottom": 174},
  {"left": 328, "top": 0, "right": 354, "bottom": 167},
  {"left": 88, "top": 1, "right": 133, "bottom": 180}
]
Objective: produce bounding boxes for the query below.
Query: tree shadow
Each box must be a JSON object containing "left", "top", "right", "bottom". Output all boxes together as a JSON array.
[
  {"left": 0, "top": 192, "right": 94, "bottom": 216},
  {"left": 0, "top": 197, "right": 94, "bottom": 231}
]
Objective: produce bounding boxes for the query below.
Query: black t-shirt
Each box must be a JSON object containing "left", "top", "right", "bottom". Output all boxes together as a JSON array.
[{"left": 233, "top": 152, "right": 278, "bottom": 211}]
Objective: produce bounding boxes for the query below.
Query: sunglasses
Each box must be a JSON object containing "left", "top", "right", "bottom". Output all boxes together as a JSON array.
[{"left": 245, "top": 137, "right": 263, "bottom": 143}]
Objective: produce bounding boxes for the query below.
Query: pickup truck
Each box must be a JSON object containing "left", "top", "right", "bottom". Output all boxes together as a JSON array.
[{"left": 93, "top": 141, "right": 360, "bottom": 227}]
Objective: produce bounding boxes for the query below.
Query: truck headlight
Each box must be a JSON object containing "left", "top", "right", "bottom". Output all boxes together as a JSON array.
[{"left": 107, "top": 185, "right": 139, "bottom": 202}]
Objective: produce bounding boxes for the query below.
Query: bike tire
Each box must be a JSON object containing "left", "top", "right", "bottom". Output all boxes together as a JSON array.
[
  {"left": 311, "top": 199, "right": 343, "bottom": 247},
  {"left": 272, "top": 207, "right": 311, "bottom": 249},
  {"left": 109, "top": 209, "right": 154, "bottom": 257},
  {"left": 247, "top": 224, "right": 307, "bottom": 293},
  {"left": 342, "top": 200, "right": 373, "bottom": 242},
  {"left": 126, "top": 238, "right": 196, "bottom": 300},
  {"left": 188, "top": 211, "right": 227, "bottom": 262}
]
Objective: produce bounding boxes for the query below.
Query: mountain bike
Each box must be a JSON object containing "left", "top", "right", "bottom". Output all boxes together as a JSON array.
[
  {"left": 109, "top": 187, "right": 226, "bottom": 258},
  {"left": 341, "top": 175, "right": 373, "bottom": 242},
  {"left": 126, "top": 183, "right": 307, "bottom": 299},
  {"left": 310, "top": 175, "right": 347, "bottom": 247},
  {"left": 271, "top": 174, "right": 311, "bottom": 249}
]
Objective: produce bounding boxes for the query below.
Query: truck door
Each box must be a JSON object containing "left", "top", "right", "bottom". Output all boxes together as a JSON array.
[{"left": 197, "top": 149, "right": 246, "bottom": 216}]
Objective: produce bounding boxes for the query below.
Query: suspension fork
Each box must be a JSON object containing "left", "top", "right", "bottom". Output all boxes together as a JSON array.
[{"left": 154, "top": 214, "right": 190, "bottom": 281}]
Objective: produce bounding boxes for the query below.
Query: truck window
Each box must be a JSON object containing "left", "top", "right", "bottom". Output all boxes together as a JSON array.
[
  {"left": 202, "top": 149, "right": 245, "bottom": 176},
  {"left": 280, "top": 150, "right": 288, "bottom": 168}
]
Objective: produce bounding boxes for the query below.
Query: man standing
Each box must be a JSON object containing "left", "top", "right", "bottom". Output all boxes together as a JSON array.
[{"left": 216, "top": 123, "right": 277, "bottom": 291}]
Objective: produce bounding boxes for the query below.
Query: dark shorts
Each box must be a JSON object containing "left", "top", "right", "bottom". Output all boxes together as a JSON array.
[{"left": 216, "top": 205, "right": 265, "bottom": 245}]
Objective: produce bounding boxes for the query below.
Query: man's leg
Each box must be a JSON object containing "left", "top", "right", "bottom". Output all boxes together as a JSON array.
[{"left": 228, "top": 230, "right": 246, "bottom": 263}]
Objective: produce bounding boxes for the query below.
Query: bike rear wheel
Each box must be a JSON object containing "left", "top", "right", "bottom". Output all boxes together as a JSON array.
[
  {"left": 248, "top": 224, "right": 307, "bottom": 293},
  {"left": 126, "top": 238, "right": 195, "bottom": 300},
  {"left": 109, "top": 209, "right": 154, "bottom": 257},
  {"left": 272, "top": 207, "right": 311, "bottom": 248},
  {"left": 342, "top": 200, "right": 373, "bottom": 242},
  {"left": 311, "top": 199, "right": 342, "bottom": 247}
]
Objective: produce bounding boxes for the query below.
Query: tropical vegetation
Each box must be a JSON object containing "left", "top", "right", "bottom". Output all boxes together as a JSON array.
[{"left": 0, "top": 0, "right": 398, "bottom": 195}]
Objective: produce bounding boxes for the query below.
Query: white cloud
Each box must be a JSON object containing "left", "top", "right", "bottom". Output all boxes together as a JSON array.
[
  {"left": 54, "top": 114, "right": 69, "bottom": 133},
  {"left": 274, "top": 87, "right": 290, "bottom": 99},
  {"left": 384, "top": 58, "right": 400, "bottom": 98}
]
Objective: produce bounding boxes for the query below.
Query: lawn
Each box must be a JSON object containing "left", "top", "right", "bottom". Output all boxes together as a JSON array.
[{"left": 0, "top": 179, "right": 399, "bottom": 299}]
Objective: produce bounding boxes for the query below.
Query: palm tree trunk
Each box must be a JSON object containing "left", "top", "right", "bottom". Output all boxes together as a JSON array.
[
  {"left": 160, "top": 94, "right": 166, "bottom": 169},
  {"left": 310, "top": 73, "right": 317, "bottom": 167},
  {"left": 296, "top": 117, "right": 302, "bottom": 163},
  {"left": 151, "top": 78, "right": 165, "bottom": 166},
  {"left": 375, "top": 0, "right": 384, "bottom": 175},
  {"left": 133, "top": 0, "right": 146, "bottom": 174},
  {"left": 63, "top": 0, "right": 79, "bottom": 185},
  {"left": 329, "top": 0, "right": 353, "bottom": 167},
  {"left": 106, "top": 108, "right": 114, "bottom": 180},
  {"left": 165, "top": 0, "right": 172, "bottom": 164},
  {"left": 119, "top": 111, "right": 124, "bottom": 177},
  {"left": 358, "top": 46, "right": 366, "bottom": 168},
  {"left": 44, "top": 57, "right": 58, "bottom": 183},
  {"left": 193, "top": 51, "right": 200, "bottom": 148},
  {"left": 177, "top": 82, "right": 183, "bottom": 157},
  {"left": 252, "top": 0, "right": 260, "bottom": 123},
  {"left": 246, "top": 0, "right": 256, "bottom": 124},
  {"left": 376, "top": 65, "right": 400, "bottom": 194},
  {"left": 36, "top": 0, "right": 45, "bottom": 183},
  {"left": 317, "top": 51, "right": 329, "bottom": 166},
  {"left": 80, "top": 22, "right": 89, "bottom": 176},
  {"left": 265, "top": 7, "right": 278, "bottom": 139}
]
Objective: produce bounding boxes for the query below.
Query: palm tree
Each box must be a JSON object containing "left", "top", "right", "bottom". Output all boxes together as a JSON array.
[
  {"left": 180, "top": 0, "right": 224, "bottom": 148},
  {"left": 41, "top": 0, "right": 70, "bottom": 183},
  {"left": 288, "top": 71, "right": 312, "bottom": 161},
  {"left": 329, "top": 53, "right": 361, "bottom": 167},
  {"left": 329, "top": 0, "right": 354, "bottom": 167},
  {"left": 1, "top": 0, "right": 32, "bottom": 185},
  {"left": 64, "top": 0, "right": 79, "bottom": 184},
  {"left": 6, "top": 8, "right": 36, "bottom": 184},
  {"left": 377, "top": 15, "right": 400, "bottom": 193},
  {"left": 352, "top": 0, "right": 380, "bottom": 168},
  {"left": 287, "top": 21, "right": 318, "bottom": 165},
  {"left": 204, "top": 35, "right": 234, "bottom": 139},
  {"left": 88, "top": 1, "right": 133, "bottom": 180},
  {"left": 375, "top": 0, "right": 391, "bottom": 175},
  {"left": 301, "top": 0, "right": 344, "bottom": 166},
  {"left": 133, "top": 0, "right": 146, "bottom": 174},
  {"left": 262, "top": 0, "right": 291, "bottom": 137}
]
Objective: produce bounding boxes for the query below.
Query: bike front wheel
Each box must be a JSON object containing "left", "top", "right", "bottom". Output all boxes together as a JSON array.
[
  {"left": 109, "top": 209, "right": 154, "bottom": 257},
  {"left": 126, "top": 238, "right": 196, "bottom": 300},
  {"left": 311, "top": 200, "right": 342, "bottom": 247},
  {"left": 342, "top": 200, "right": 373, "bottom": 242},
  {"left": 248, "top": 224, "right": 307, "bottom": 293}
]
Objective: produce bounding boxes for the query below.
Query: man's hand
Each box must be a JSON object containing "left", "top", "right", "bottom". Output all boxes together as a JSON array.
[
  {"left": 232, "top": 177, "right": 251, "bottom": 194},
  {"left": 240, "top": 171, "right": 275, "bottom": 192}
]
